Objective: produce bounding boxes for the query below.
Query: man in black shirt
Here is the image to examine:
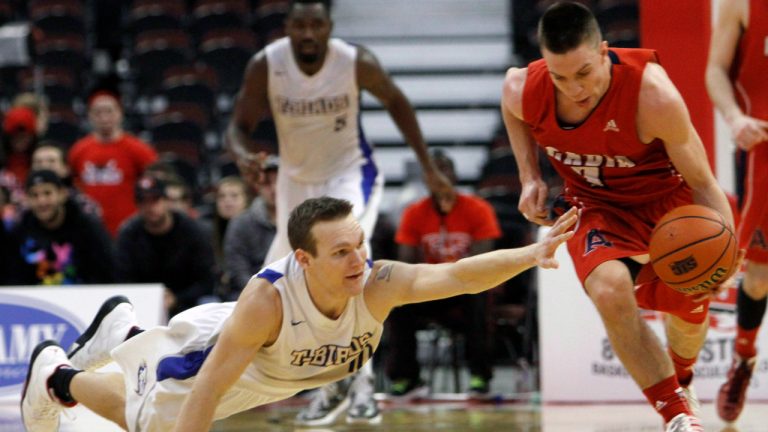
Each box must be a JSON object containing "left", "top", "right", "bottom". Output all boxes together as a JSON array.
[
  {"left": 5, "top": 170, "right": 115, "bottom": 285},
  {"left": 115, "top": 174, "right": 216, "bottom": 317}
]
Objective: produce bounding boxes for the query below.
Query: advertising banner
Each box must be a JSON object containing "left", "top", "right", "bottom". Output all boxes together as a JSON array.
[{"left": 0, "top": 285, "right": 165, "bottom": 402}]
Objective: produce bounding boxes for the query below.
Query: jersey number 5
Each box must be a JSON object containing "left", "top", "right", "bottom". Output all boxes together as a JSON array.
[{"left": 334, "top": 115, "right": 347, "bottom": 132}]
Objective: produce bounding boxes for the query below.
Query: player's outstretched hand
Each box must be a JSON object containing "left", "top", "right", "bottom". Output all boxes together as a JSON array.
[{"left": 534, "top": 206, "right": 578, "bottom": 269}]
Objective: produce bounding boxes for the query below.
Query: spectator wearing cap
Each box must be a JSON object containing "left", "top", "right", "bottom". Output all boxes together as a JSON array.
[
  {"left": 115, "top": 174, "right": 216, "bottom": 318},
  {"left": 3, "top": 169, "right": 115, "bottom": 286},
  {"left": 31, "top": 144, "right": 102, "bottom": 218},
  {"left": 68, "top": 90, "right": 158, "bottom": 236},
  {"left": 12, "top": 92, "right": 49, "bottom": 137},
  {"left": 1, "top": 107, "right": 38, "bottom": 209},
  {"left": 143, "top": 161, "right": 201, "bottom": 219},
  {"left": 222, "top": 157, "right": 278, "bottom": 299}
]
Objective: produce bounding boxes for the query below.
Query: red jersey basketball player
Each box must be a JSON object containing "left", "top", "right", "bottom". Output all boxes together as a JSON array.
[{"left": 502, "top": 2, "right": 738, "bottom": 431}]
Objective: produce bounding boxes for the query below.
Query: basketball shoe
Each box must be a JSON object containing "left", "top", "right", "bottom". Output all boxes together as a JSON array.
[
  {"left": 295, "top": 380, "right": 351, "bottom": 426},
  {"left": 469, "top": 375, "right": 491, "bottom": 399},
  {"left": 21, "top": 341, "right": 75, "bottom": 432},
  {"left": 682, "top": 385, "right": 700, "bottom": 417},
  {"left": 389, "top": 378, "right": 429, "bottom": 402},
  {"left": 68, "top": 295, "right": 138, "bottom": 371},
  {"left": 717, "top": 354, "right": 757, "bottom": 422},
  {"left": 664, "top": 413, "right": 703, "bottom": 432},
  {"left": 346, "top": 374, "right": 381, "bottom": 424}
]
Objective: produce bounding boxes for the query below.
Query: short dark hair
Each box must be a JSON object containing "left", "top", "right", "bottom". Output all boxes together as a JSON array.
[
  {"left": 289, "top": 0, "right": 332, "bottom": 15},
  {"left": 288, "top": 196, "right": 353, "bottom": 255},
  {"left": 538, "top": 2, "right": 602, "bottom": 54}
]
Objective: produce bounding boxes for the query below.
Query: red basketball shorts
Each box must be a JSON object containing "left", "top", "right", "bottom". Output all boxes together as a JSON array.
[
  {"left": 564, "top": 185, "right": 709, "bottom": 324},
  {"left": 739, "top": 143, "right": 768, "bottom": 263}
]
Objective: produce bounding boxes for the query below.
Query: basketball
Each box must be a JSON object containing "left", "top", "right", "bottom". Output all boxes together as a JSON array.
[{"left": 649, "top": 205, "right": 738, "bottom": 294}]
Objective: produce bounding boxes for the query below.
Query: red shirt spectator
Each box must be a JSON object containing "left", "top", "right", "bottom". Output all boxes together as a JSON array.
[
  {"left": 396, "top": 194, "right": 502, "bottom": 263},
  {"left": 68, "top": 92, "right": 157, "bottom": 236},
  {"left": 387, "top": 151, "right": 502, "bottom": 398}
]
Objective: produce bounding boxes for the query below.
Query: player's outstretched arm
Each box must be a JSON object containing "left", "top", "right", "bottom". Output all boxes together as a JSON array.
[
  {"left": 172, "top": 280, "right": 281, "bottom": 432},
  {"left": 356, "top": 45, "right": 454, "bottom": 200},
  {"left": 365, "top": 207, "right": 577, "bottom": 321}
]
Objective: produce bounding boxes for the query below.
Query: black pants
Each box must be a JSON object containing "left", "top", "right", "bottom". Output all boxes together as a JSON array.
[{"left": 384, "top": 292, "right": 493, "bottom": 382}]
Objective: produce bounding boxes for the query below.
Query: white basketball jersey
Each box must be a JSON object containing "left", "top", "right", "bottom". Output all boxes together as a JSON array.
[
  {"left": 241, "top": 253, "right": 382, "bottom": 400},
  {"left": 114, "top": 254, "right": 382, "bottom": 431},
  {"left": 266, "top": 37, "right": 370, "bottom": 182}
]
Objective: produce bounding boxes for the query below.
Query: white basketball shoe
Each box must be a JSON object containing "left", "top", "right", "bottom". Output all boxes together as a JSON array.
[
  {"left": 68, "top": 295, "right": 138, "bottom": 371},
  {"left": 21, "top": 341, "right": 74, "bottom": 432},
  {"left": 665, "top": 413, "right": 703, "bottom": 432}
]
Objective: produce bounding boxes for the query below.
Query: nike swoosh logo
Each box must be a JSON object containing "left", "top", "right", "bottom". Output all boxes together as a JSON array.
[{"left": 291, "top": 320, "right": 305, "bottom": 326}]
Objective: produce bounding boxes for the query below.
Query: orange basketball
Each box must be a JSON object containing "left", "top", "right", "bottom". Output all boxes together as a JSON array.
[{"left": 649, "top": 205, "right": 738, "bottom": 294}]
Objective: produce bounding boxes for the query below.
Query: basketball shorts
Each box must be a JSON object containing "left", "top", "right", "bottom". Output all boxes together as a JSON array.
[
  {"left": 113, "top": 302, "right": 239, "bottom": 432},
  {"left": 738, "top": 143, "right": 768, "bottom": 263},
  {"left": 264, "top": 163, "right": 384, "bottom": 264},
  {"left": 564, "top": 185, "right": 709, "bottom": 324}
]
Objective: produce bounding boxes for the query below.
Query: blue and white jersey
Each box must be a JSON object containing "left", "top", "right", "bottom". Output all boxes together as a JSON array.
[
  {"left": 113, "top": 253, "right": 382, "bottom": 431},
  {"left": 244, "top": 253, "right": 382, "bottom": 398},
  {"left": 266, "top": 37, "right": 374, "bottom": 183}
]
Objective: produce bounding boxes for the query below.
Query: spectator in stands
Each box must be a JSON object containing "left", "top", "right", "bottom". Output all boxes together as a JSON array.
[
  {"left": 12, "top": 92, "right": 49, "bottom": 136},
  {"left": 31, "top": 144, "right": 102, "bottom": 217},
  {"left": 385, "top": 150, "right": 502, "bottom": 398},
  {"left": 164, "top": 174, "right": 199, "bottom": 219},
  {"left": 1, "top": 106, "right": 38, "bottom": 204},
  {"left": 204, "top": 176, "right": 250, "bottom": 264},
  {"left": 223, "top": 156, "right": 278, "bottom": 300},
  {"left": 68, "top": 90, "right": 157, "bottom": 237},
  {"left": 5, "top": 170, "right": 115, "bottom": 285},
  {"left": 115, "top": 174, "right": 216, "bottom": 318}
]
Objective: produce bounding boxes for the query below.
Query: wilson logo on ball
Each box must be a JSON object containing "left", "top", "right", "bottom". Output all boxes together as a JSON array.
[
  {"left": 669, "top": 256, "right": 697, "bottom": 276},
  {"left": 649, "top": 204, "right": 738, "bottom": 294},
  {"left": 688, "top": 267, "right": 729, "bottom": 293}
]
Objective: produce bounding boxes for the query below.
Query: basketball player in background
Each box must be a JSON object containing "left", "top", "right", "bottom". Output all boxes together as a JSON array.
[
  {"left": 706, "top": 0, "right": 768, "bottom": 423},
  {"left": 21, "top": 197, "right": 577, "bottom": 432},
  {"left": 502, "top": 2, "right": 738, "bottom": 430},
  {"left": 226, "top": 0, "right": 454, "bottom": 425}
]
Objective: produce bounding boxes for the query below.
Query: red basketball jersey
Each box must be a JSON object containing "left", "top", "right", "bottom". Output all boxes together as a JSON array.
[
  {"left": 522, "top": 48, "right": 685, "bottom": 205},
  {"left": 733, "top": 0, "right": 768, "bottom": 120}
]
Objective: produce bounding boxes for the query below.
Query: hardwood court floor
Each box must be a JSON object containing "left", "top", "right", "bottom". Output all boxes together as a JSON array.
[
  {"left": 210, "top": 398, "right": 767, "bottom": 432},
  {"left": 36, "top": 400, "right": 768, "bottom": 432},
  {"left": 8, "top": 396, "right": 766, "bottom": 431}
]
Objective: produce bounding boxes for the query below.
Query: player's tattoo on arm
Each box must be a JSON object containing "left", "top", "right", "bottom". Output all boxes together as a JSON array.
[{"left": 376, "top": 263, "right": 394, "bottom": 282}]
